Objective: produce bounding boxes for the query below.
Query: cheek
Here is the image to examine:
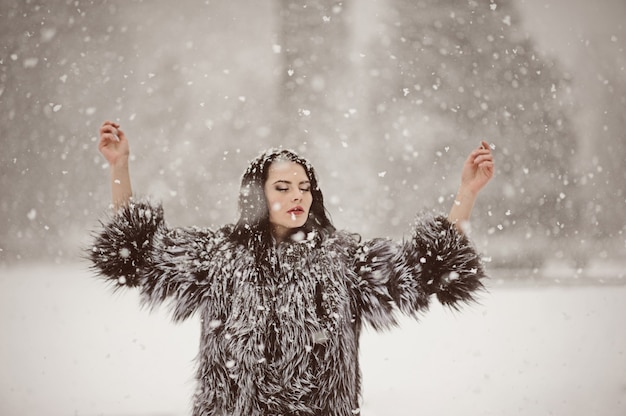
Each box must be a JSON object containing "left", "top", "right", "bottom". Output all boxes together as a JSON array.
[
  {"left": 270, "top": 202, "right": 282, "bottom": 212},
  {"left": 305, "top": 194, "right": 314, "bottom": 211},
  {"left": 265, "top": 190, "right": 284, "bottom": 215}
]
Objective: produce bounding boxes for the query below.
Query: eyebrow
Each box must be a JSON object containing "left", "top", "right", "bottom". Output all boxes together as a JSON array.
[{"left": 272, "top": 180, "right": 311, "bottom": 185}]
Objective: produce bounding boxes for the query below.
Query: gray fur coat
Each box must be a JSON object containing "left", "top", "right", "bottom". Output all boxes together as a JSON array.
[{"left": 89, "top": 201, "right": 486, "bottom": 416}]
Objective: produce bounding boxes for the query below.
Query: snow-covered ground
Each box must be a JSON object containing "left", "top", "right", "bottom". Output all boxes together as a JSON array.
[{"left": 1, "top": 263, "right": 624, "bottom": 416}]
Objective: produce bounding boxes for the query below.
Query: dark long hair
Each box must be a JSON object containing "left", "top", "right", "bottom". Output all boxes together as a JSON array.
[{"left": 229, "top": 149, "right": 335, "bottom": 248}]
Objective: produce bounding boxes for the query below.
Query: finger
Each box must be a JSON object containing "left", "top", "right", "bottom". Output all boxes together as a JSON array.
[
  {"left": 469, "top": 148, "right": 491, "bottom": 162},
  {"left": 478, "top": 161, "right": 495, "bottom": 174},
  {"left": 99, "top": 127, "right": 121, "bottom": 143},
  {"left": 116, "top": 127, "right": 127, "bottom": 142},
  {"left": 100, "top": 127, "right": 121, "bottom": 143},
  {"left": 100, "top": 124, "right": 118, "bottom": 136},
  {"left": 101, "top": 120, "right": 120, "bottom": 129},
  {"left": 100, "top": 121, "right": 121, "bottom": 137},
  {"left": 480, "top": 140, "right": 495, "bottom": 151},
  {"left": 98, "top": 135, "right": 117, "bottom": 149},
  {"left": 474, "top": 154, "right": 493, "bottom": 164}
]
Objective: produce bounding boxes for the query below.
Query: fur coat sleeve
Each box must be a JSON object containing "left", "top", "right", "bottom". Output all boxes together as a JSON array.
[
  {"left": 352, "top": 214, "right": 486, "bottom": 330},
  {"left": 89, "top": 200, "right": 229, "bottom": 321}
]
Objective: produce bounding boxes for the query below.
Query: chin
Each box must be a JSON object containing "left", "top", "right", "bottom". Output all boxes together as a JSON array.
[
  {"left": 284, "top": 215, "right": 308, "bottom": 230},
  {"left": 287, "top": 221, "right": 307, "bottom": 230}
]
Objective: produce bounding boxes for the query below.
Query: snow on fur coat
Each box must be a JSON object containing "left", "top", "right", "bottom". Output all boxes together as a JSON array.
[{"left": 89, "top": 200, "right": 486, "bottom": 416}]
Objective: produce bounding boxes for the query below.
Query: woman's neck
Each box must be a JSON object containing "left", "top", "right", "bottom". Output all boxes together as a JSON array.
[{"left": 271, "top": 225, "right": 289, "bottom": 244}]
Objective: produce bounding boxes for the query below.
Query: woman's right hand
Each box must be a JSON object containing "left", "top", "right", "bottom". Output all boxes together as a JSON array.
[
  {"left": 98, "top": 120, "right": 130, "bottom": 167},
  {"left": 98, "top": 120, "right": 133, "bottom": 208}
]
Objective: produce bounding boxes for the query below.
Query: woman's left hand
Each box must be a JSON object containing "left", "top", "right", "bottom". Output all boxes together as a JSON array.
[{"left": 459, "top": 140, "right": 495, "bottom": 195}]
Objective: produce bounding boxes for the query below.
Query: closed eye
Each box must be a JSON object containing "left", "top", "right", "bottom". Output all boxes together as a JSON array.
[{"left": 273, "top": 180, "right": 310, "bottom": 192}]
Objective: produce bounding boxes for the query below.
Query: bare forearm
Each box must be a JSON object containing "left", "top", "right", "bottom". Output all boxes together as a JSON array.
[
  {"left": 448, "top": 141, "right": 494, "bottom": 233},
  {"left": 110, "top": 159, "right": 132, "bottom": 210},
  {"left": 448, "top": 186, "right": 477, "bottom": 234}
]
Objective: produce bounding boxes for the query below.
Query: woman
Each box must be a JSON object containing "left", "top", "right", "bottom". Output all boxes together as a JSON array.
[{"left": 90, "top": 120, "right": 494, "bottom": 415}]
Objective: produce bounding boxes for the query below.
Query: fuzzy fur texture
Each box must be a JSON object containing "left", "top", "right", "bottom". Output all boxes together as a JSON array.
[{"left": 89, "top": 201, "right": 486, "bottom": 416}]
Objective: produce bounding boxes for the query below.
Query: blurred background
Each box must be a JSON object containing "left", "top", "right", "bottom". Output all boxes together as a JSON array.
[
  {"left": 1, "top": 1, "right": 625, "bottom": 415},
  {"left": 1, "top": 0, "right": 625, "bottom": 275}
]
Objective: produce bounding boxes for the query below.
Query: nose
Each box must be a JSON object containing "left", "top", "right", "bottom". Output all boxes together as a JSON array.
[{"left": 291, "top": 189, "right": 303, "bottom": 201}]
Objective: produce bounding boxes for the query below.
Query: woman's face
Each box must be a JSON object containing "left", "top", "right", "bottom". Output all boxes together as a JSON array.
[{"left": 264, "top": 160, "right": 313, "bottom": 242}]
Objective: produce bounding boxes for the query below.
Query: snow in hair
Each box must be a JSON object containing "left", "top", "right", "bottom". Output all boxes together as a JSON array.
[{"left": 232, "top": 148, "right": 335, "bottom": 243}]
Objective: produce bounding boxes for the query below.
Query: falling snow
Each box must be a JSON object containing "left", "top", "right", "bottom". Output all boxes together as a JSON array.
[{"left": 1, "top": 0, "right": 625, "bottom": 412}]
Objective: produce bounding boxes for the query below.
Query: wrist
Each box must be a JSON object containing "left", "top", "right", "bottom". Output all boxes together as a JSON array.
[
  {"left": 110, "top": 156, "right": 130, "bottom": 170},
  {"left": 456, "top": 185, "right": 478, "bottom": 200}
]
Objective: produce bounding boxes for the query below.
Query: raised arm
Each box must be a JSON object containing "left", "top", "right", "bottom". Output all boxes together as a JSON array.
[
  {"left": 448, "top": 141, "right": 494, "bottom": 233},
  {"left": 92, "top": 121, "right": 228, "bottom": 321},
  {"left": 98, "top": 120, "right": 132, "bottom": 210},
  {"left": 351, "top": 143, "right": 493, "bottom": 330}
]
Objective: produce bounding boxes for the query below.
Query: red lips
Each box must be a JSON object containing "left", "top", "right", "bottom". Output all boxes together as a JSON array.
[{"left": 288, "top": 206, "right": 305, "bottom": 215}]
